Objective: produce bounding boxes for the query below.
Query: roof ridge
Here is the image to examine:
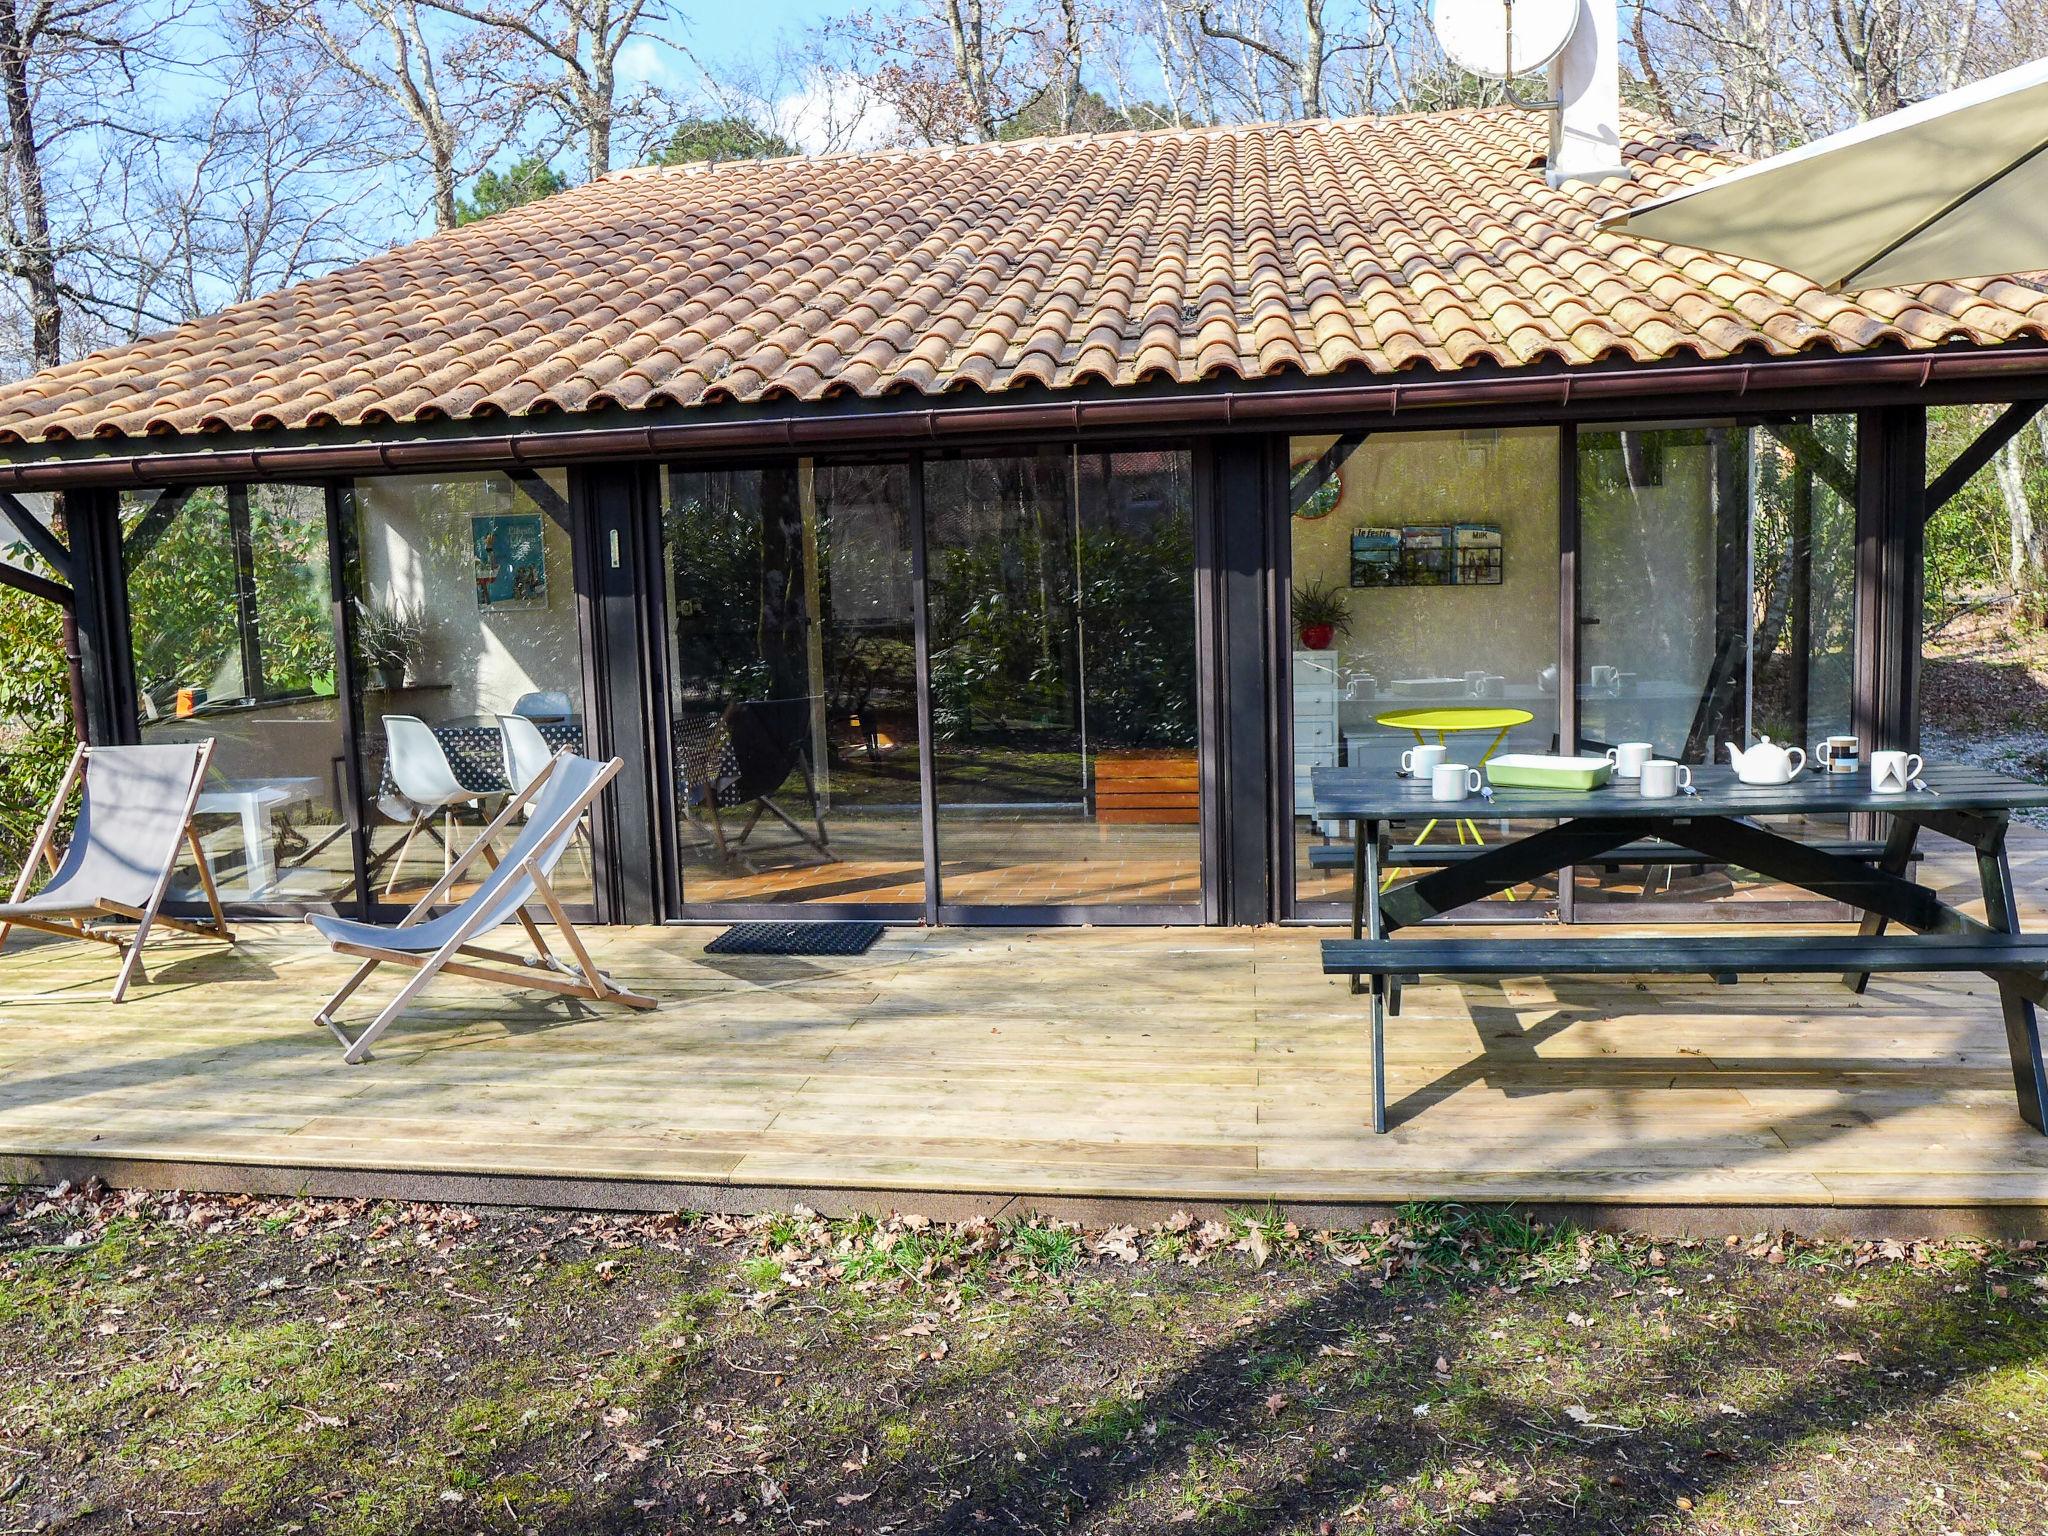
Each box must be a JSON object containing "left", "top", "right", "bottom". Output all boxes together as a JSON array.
[{"left": 601, "top": 104, "right": 1519, "bottom": 181}]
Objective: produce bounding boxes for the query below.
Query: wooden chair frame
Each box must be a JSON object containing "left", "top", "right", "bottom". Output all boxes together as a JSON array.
[
  {"left": 0, "top": 740, "right": 235, "bottom": 1002},
  {"left": 312, "top": 752, "right": 654, "bottom": 1064}
]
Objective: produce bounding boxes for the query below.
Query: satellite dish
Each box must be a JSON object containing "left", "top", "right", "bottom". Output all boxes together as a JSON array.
[{"left": 1432, "top": 0, "right": 1579, "bottom": 78}]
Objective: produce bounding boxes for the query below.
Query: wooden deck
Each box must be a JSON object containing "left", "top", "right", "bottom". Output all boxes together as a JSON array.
[{"left": 3, "top": 832, "right": 2048, "bottom": 1230}]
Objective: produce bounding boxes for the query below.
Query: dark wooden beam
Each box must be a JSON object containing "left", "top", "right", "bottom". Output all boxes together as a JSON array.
[
  {"left": 1287, "top": 430, "right": 1367, "bottom": 516},
  {"left": 119, "top": 485, "right": 192, "bottom": 570},
  {"left": 1760, "top": 420, "right": 1857, "bottom": 505},
  {"left": 0, "top": 488, "right": 70, "bottom": 584},
  {"left": 510, "top": 467, "right": 573, "bottom": 529},
  {"left": 0, "top": 558, "right": 70, "bottom": 607},
  {"left": 1924, "top": 398, "right": 2046, "bottom": 521}
]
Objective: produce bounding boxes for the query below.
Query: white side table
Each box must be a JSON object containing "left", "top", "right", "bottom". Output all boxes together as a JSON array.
[{"left": 195, "top": 778, "right": 319, "bottom": 898}]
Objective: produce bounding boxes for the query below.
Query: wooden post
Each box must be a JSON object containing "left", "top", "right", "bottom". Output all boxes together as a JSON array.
[
  {"left": 1852, "top": 407, "right": 1927, "bottom": 844},
  {"left": 1855, "top": 406, "right": 1927, "bottom": 754},
  {"left": 1216, "top": 435, "right": 1276, "bottom": 924}
]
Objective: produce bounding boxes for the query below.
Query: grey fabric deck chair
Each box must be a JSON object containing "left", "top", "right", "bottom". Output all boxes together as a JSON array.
[
  {"left": 0, "top": 741, "right": 233, "bottom": 1001},
  {"left": 306, "top": 749, "right": 653, "bottom": 1063}
]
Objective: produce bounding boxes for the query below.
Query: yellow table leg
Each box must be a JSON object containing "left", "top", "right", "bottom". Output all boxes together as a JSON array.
[{"left": 1380, "top": 722, "right": 1522, "bottom": 898}]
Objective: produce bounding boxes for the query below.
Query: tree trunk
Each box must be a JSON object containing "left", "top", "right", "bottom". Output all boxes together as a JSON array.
[
  {"left": 1299, "top": 0, "right": 1323, "bottom": 117},
  {"left": 1994, "top": 424, "right": 2048, "bottom": 624},
  {"left": 429, "top": 139, "right": 459, "bottom": 229},
  {"left": 1056, "top": 0, "right": 1081, "bottom": 131},
  {"left": 1630, "top": 0, "right": 1673, "bottom": 121},
  {"left": 0, "top": 0, "right": 61, "bottom": 368},
  {"left": 585, "top": 42, "right": 613, "bottom": 177},
  {"left": 946, "top": 0, "right": 997, "bottom": 140}
]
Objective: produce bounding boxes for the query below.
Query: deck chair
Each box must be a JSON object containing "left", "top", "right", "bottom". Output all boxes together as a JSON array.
[
  {"left": 305, "top": 750, "right": 653, "bottom": 1063},
  {"left": 0, "top": 741, "right": 234, "bottom": 1001},
  {"left": 689, "top": 698, "right": 836, "bottom": 864}
]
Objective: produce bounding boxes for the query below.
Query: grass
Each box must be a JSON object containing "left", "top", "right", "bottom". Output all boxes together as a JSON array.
[{"left": 3, "top": 1186, "right": 2048, "bottom": 1532}]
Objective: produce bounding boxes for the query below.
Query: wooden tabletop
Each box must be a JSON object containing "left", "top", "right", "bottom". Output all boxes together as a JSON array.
[{"left": 1309, "top": 762, "right": 2048, "bottom": 821}]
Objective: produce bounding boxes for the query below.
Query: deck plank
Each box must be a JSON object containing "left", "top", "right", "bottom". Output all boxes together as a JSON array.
[{"left": 0, "top": 833, "right": 2046, "bottom": 1210}]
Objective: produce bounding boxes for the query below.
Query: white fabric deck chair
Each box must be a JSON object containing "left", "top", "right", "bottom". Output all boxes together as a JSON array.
[
  {"left": 306, "top": 750, "right": 653, "bottom": 1063},
  {"left": 0, "top": 741, "right": 234, "bottom": 1001}
]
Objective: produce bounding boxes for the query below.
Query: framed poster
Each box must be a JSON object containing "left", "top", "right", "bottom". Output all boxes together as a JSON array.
[
  {"left": 472, "top": 512, "right": 548, "bottom": 610},
  {"left": 1350, "top": 527, "right": 1402, "bottom": 587},
  {"left": 1399, "top": 524, "right": 1452, "bottom": 585},
  {"left": 1453, "top": 523, "right": 1503, "bottom": 585},
  {"left": 1348, "top": 522, "right": 1503, "bottom": 586}
]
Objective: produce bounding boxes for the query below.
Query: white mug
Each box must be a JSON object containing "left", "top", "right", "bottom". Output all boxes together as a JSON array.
[
  {"left": 1402, "top": 743, "right": 1447, "bottom": 779},
  {"left": 1871, "top": 750, "right": 1923, "bottom": 794},
  {"left": 1816, "top": 735, "right": 1861, "bottom": 775},
  {"left": 1605, "top": 741, "right": 1654, "bottom": 779},
  {"left": 1638, "top": 759, "right": 1692, "bottom": 799},
  {"left": 1431, "top": 763, "right": 1482, "bottom": 801}
]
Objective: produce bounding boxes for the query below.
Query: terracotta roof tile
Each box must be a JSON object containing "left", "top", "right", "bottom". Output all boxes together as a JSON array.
[{"left": 6, "top": 106, "right": 2048, "bottom": 444}]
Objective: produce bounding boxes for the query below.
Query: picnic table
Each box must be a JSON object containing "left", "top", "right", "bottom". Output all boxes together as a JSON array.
[{"left": 1309, "top": 762, "right": 2048, "bottom": 1135}]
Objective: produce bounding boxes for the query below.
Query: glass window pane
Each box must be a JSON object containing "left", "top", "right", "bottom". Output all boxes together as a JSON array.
[
  {"left": 350, "top": 470, "right": 591, "bottom": 908},
  {"left": 925, "top": 447, "right": 1202, "bottom": 909},
  {"left": 1575, "top": 420, "right": 1857, "bottom": 913},
  {"left": 0, "top": 490, "right": 57, "bottom": 580},
  {"left": 1288, "top": 428, "right": 1561, "bottom": 915},
  {"left": 663, "top": 459, "right": 924, "bottom": 907},
  {"left": 121, "top": 484, "right": 354, "bottom": 905}
]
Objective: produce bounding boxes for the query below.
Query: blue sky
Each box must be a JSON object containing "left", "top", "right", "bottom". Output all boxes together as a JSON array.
[{"left": 677, "top": 0, "right": 858, "bottom": 59}]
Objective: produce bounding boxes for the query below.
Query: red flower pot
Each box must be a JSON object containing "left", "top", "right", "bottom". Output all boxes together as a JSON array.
[{"left": 1299, "top": 623, "right": 1335, "bottom": 650}]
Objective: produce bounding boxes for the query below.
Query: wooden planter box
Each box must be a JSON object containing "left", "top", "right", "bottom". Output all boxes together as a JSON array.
[{"left": 1093, "top": 750, "right": 1199, "bottom": 824}]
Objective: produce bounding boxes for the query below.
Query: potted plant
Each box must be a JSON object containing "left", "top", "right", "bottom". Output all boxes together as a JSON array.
[
  {"left": 1291, "top": 581, "right": 1351, "bottom": 651},
  {"left": 355, "top": 598, "right": 426, "bottom": 691}
]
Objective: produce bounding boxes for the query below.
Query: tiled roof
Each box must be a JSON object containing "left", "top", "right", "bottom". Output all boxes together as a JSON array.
[{"left": 5, "top": 106, "right": 2048, "bottom": 445}]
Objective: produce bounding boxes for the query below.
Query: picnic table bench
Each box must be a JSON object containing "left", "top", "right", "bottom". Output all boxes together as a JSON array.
[
  {"left": 1308, "top": 763, "right": 2048, "bottom": 1137},
  {"left": 1303, "top": 838, "right": 1911, "bottom": 872}
]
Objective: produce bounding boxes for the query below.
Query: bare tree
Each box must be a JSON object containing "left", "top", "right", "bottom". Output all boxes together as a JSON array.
[
  {"left": 839, "top": 0, "right": 1036, "bottom": 144},
  {"left": 677, "top": 29, "right": 902, "bottom": 156},
  {"left": 0, "top": 0, "right": 177, "bottom": 368},
  {"left": 254, "top": 0, "right": 519, "bottom": 229},
  {"left": 414, "top": 0, "right": 673, "bottom": 176},
  {"left": 1198, "top": 0, "right": 1329, "bottom": 115},
  {"left": 117, "top": 25, "right": 389, "bottom": 327}
]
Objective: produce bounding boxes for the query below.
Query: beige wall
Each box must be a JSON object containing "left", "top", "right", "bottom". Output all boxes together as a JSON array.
[
  {"left": 356, "top": 470, "right": 582, "bottom": 721},
  {"left": 1290, "top": 428, "right": 1560, "bottom": 687}
]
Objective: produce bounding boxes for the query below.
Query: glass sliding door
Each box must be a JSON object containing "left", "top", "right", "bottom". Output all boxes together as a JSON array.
[
  {"left": 346, "top": 469, "right": 593, "bottom": 911},
  {"left": 924, "top": 447, "right": 1202, "bottom": 914},
  {"left": 662, "top": 459, "right": 925, "bottom": 912},
  {"left": 121, "top": 483, "right": 355, "bottom": 907},
  {"left": 1574, "top": 419, "right": 1856, "bottom": 915},
  {"left": 1287, "top": 428, "right": 1562, "bottom": 918}
]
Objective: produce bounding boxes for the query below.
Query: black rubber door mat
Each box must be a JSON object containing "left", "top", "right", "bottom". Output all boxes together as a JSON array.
[{"left": 702, "top": 921, "right": 885, "bottom": 957}]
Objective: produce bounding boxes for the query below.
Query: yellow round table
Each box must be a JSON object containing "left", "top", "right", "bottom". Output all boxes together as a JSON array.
[{"left": 1372, "top": 705, "right": 1534, "bottom": 890}]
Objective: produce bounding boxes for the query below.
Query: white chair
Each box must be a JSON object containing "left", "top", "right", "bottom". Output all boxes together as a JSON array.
[
  {"left": 500, "top": 713, "right": 594, "bottom": 874},
  {"left": 512, "top": 690, "right": 575, "bottom": 723},
  {"left": 498, "top": 713, "right": 555, "bottom": 798},
  {"left": 382, "top": 715, "right": 497, "bottom": 897}
]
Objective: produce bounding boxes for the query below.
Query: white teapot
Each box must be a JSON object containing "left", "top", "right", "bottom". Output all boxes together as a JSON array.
[{"left": 1725, "top": 734, "right": 1806, "bottom": 785}]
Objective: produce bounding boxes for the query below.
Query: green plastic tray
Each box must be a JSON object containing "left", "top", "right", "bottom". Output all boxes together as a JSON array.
[{"left": 1484, "top": 754, "right": 1614, "bottom": 792}]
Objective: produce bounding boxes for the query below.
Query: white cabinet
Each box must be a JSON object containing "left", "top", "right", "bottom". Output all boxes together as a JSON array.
[{"left": 1291, "top": 649, "right": 1340, "bottom": 832}]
